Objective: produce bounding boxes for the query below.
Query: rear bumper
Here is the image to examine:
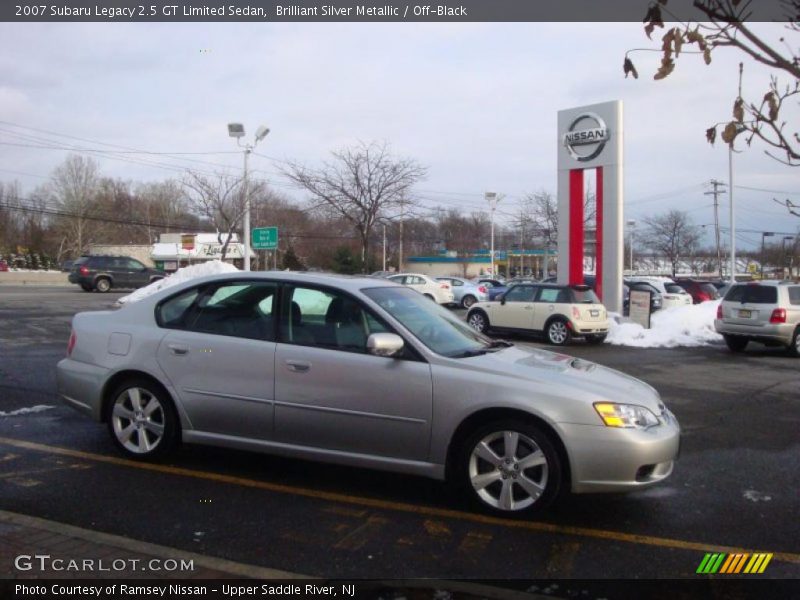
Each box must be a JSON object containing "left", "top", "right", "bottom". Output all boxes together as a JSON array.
[
  {"left": 714, "top": 320, "right": 795, "bottom": 345},
  {"left": 558, "top": 411, "right": 681, "bottom": 493},
  {"left": 56, "top": 358, "right": 109, "bottom": 421}
]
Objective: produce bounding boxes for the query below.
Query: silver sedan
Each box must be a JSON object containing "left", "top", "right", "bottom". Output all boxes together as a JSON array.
[{"left": 57, "top": 272, "right": 680, "bottom": 516}]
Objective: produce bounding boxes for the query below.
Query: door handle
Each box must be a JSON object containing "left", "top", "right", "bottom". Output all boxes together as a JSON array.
[
  {"left": 168, "top": 344, "right": 189, "bottom": 356},
  {"left": 524, "top": 305, "right": 533, "bottom": 310},
  {"left": 285, "top": 359, "right": 311, "bottom": 373}
]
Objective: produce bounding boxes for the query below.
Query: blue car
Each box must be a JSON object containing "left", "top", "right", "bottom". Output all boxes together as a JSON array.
[{"left": 473, "top": 278, "right": 508, "bottom": 301}]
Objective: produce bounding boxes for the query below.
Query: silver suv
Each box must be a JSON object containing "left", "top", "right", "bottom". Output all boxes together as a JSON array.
[{"left": 714, "top": 281, "right": 800, "bottom": 356}]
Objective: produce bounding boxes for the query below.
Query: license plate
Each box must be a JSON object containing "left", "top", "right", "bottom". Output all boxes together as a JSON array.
[
  {"left": 739, "top": 309, "right": 751, "bottom": 318},
  {"left": 589, "top": 309, "right": 599, "bottom": 317}
]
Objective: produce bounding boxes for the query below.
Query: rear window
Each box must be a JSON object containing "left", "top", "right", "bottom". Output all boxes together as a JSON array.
[
  {"left": 73, "top": 257, "right": 89, "bottom": 266},
  {"left": 665, "top": 284, "right": 685, "bottom": 294},
  {"left": 572, "top": 288, "right": 600, "bottom": 304},
  {"left": 724, "top": 284, "right": 778, "bottom": 304},
  {"left": 699, "top": 283, "right": 719, "bottom": 297}
]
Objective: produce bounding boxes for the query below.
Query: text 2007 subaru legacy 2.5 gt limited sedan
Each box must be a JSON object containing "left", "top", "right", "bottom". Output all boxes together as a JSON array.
[{"left": 57, "top": 272, "right": 680, "bottom": 516}]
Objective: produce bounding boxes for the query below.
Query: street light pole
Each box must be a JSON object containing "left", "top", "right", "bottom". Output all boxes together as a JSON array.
[
  {"left": 382, "top": 223, "right": 387, "bottom": 272},
  {"left": 486, "top": 192, "right": 499, "bottom": 276},
  {"left": 228, "top": 123, "right": 270, "bottom": 271},
  {"left": 782, "top": 236, "right": 794, "bottom": 278},
  {"left": 626, "top": 219, "right": 636, "bottom": 273},
  {"left": 761, "top": 231, "right": 775, "bottom": 279}
]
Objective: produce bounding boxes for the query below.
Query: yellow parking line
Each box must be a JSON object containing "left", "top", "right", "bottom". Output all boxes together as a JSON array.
[{"left": 2, "top": 435, "right": 799, "bottom": 565}]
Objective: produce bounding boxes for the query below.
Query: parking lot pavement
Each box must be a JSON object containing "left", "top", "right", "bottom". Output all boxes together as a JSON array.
[{"left": 1, "top": 286, "right": 799, "bottom": 582}]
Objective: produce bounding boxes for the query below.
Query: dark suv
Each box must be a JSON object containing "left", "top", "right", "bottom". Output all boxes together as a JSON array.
[{"left": 68, "top": 255, "right": 165, "bottom": 292}]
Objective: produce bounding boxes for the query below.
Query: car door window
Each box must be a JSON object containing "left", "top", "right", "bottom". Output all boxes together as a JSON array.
[
  {"left": 536, "top": 287, "right": 561, "bottom": 303},
  {"left": 125, "top": 258, "right": 145, "bottom": 270},
  {"left": 160, "top": 281, "right": 277, "bottom": 341},
  {"left": 504, "top": 285, "right": 535, "bottom": 302},
  {"left": 281, "top": 286, "right": 387, "bottom": 353},
  {"left": 789, "top": 287, "right": 800, "bottom": 305}
]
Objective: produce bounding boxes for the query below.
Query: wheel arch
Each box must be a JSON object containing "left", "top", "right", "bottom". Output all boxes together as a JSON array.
[
  {"left": 543, "top": 314, "right": 571, "bottom": 333},
  {"left": 444, "top": 407, "right": 571, "bottom": 489},
  {"left": 101, "top": 369, "right": 177, "bottom": 427}
]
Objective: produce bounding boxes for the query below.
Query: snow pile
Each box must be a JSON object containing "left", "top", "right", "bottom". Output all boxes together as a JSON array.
[
  {"left": 0, "top": 405, "right": 56, "bottom": 417},
  {"left": 118, "top": 260, "right": 239, "bottom": 305},
  {"left": 606, "top": 300, "right": 722, "bottom": 348}
]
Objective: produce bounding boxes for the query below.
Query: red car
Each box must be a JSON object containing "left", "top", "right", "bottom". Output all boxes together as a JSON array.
[
  {"left": 673, "top": 278, "right": 720, "bottom": 304},
  {"left": 0, "top": 260, "right": 8, "bottom": 272}
]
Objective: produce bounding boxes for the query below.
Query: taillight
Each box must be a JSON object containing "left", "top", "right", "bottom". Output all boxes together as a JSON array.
[
  {"left": 440, "top": 283, "right": 449, "bottom": 289},
  {"left": 79, "top": 266, "right": 89, "bottom": 275},
  {"left": 769, "top": 308, "right": 787, "bottom": 323},
  {"left": 478, "top": 286, "right": 487, "bottom": 293},
  {"left": 716, "top": 305, "right": 723, "bottom": 319},
  {"left": 698, "top": 292, "right": 710, "bottom": 302},
  {"left": 67, "top": 330, "right": 76, "bottom": 356}
]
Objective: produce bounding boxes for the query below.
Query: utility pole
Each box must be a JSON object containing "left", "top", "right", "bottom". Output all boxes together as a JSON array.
[
  {"left": 398, "top": 197, "right": 404, "bottom": 272},
  {"left": 705, "top": 179, "right": 726, "bottom": 279}
]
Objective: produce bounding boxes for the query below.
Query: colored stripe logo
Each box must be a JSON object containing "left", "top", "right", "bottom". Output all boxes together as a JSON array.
[{"left": 697, "top": 552, "right": 773, "bottom": 574}]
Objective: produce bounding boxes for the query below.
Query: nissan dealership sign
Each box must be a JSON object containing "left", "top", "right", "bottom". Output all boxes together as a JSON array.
[{"left": 562, "top": 112, "right": 609, "bottom": 162}]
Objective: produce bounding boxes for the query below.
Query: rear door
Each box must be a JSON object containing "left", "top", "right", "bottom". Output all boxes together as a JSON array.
[
  {"left": 155, "top": 280, "right": 279, "bottom": 440},
  {"left": 723, "top": 284, "right": 778, "bottom": 327}
]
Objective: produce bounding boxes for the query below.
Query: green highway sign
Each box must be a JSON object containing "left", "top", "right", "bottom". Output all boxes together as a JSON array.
[{"left": 252, "top": 227, "right": 278, "bottom": 250}]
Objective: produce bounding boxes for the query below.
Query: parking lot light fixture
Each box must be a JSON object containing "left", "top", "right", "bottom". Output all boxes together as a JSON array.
[{"left": 228, "top": 122, "right": 270, "bottom": 271}]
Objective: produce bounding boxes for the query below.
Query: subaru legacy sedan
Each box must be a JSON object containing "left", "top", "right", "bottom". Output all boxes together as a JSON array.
[{"left": 57, "top": 272, "right": 679, "bottom": 516}]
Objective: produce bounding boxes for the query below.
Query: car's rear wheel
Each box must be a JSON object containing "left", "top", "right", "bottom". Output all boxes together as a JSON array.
[
  {"left": 424, "top": 293, "right": 436, "bottom": 301},
  {"left": 107, "top": 379, "right": 178, "bottom": 459},
  {"left": 458, "top": 420, "right": 562, "bottom": 517},
  {"left": 467, "top": 310, "right": 489, "bottom": 333},
  {"left": 585, "top": 334, "right": 606, "bottom": 345},
  {"left": 787, "top": 327, "right": 800, "bottom": 358},
  {"left": 95, "top": 277, "right": 111, "bottom": 293},
  {"left": 461, "top": 295, "right": 477, "bottom": 309},
  {"left": 723, "top": 334, "right": 748, "bottom": 353},
  {"left": 80, "top": 284, "right": 92, "bottom": 292},
  {"left": 546, "top": 319, "right": 571, "bottom": 346}
]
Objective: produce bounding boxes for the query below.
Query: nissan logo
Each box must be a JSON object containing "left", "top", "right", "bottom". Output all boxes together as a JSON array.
[{"left": 563, "top": 112, "right": 609, "bottom": 162}]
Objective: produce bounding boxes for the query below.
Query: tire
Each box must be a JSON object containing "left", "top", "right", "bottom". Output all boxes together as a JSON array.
[
  {"left": 585, "top": 334, "right": 607, "bottom": 345},
  {"left": 107, "top": 378, "right": 179, "bottom": 460},
  {"left": 787, "top": 327, "right": 800, "bottom": 358},
  {"left": 80, "top": 284, "right": 92, "bottom": 292},
  {"left": 546, "top": 319, "right": 572, "bottom": 346},
  {"left": 457, "top": 419, "right": 562, "bottom": 517},
  {"left": 723, "top": 334, "right": 748, "bottom": 353},
  {"left": 461, "top": 295, "right": 477, "bottom": 309},
  {"left": 95, "top": 277, "right": 111, "bottom": 293},
  {"left": 424, "top": 293, "right": 436, "bottom": 302},
  {"left": 467, "top": 310, "right": 489, "bottom": 333}
]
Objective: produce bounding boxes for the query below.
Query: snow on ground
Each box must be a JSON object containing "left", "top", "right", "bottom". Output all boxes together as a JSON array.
[
  {"left": 0, "top": 405, "right": 56, "bottom": 417},
  {"left": 606, "top": 300, "right": 722, "bottom": 348},
  {"left": 118, "top": 260, "right": 239, "bottom": 305}
]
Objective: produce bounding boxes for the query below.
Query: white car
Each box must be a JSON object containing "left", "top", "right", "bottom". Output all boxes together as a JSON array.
[
  {"left": 626, "top": 277, "right": 692, "bottom": 310},
  {"left": 387, "top": 273, "right": 455, "bottom": 304}
]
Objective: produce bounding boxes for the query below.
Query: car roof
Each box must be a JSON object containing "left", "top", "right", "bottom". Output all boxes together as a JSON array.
[{"left": 168, "top": 270, "right": 402, "bottom": 294}]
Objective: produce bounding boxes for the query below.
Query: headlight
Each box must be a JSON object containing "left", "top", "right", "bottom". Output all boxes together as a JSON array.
[{"left": 594, "top": 402, "right": 660, "bottom": 429}]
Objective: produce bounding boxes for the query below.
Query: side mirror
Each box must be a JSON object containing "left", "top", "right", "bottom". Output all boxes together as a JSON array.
[
  {"left": 367, "top": 333, "right": 404, "bottom": 358},
  {"left": 499, "top": 293, "right": 506, "bottom": 305}
]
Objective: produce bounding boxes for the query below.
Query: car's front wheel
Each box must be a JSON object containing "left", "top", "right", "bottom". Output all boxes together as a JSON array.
[
  {"left": 467, "top": 310, "right": 489, "bottom": 333},
  {"left": 458, "top": 420, "right": 562, "bottom": 516},
  {"left": 107, "top": 379, "right": 179, "bottom": 459},
  {"left": 546, "top": 319, "right": 571, "bottom": 346},
  {"left": 723, "top": 334, "right": 748, "bottom": 353}
]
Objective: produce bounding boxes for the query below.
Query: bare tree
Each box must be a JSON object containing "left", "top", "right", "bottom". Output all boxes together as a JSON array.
[
  {"left": 626, "top": 0, "right": 800, "bottom": 170},
  {"left": 50, "top": 155, "right": 101, "bottom": 257},
  {"left": 521, "top": 189, "right": 597, "bottom": 245},
  {"left": 282, "top": 141, "right": 426, "bottom": 270},
  {"left": 643, "top": 209, "right": 703, "bottom": 277},
  {"left": 182, "top": 171, "right": 245, "bottom": 260}
]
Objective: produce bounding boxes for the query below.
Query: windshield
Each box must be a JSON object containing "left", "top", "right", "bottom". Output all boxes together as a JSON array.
[{"left": 363, "top": 286, "right": 505, "bottom": 358}]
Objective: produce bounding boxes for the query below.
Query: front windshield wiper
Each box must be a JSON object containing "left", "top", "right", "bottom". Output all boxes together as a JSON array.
[{"left": 451, "top": 340, "right": 513, "bottom": 358}]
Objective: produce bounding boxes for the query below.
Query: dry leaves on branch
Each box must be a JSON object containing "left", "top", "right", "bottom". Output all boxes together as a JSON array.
[
  {"left": 654, "top": 57, "right": 675, "bottom": 80},
  {"left": 733, "top": 97, "right": 745, "bottom": 122},
  {"left": 706, "top": 127, "right": 717, "bottom": 145},
  {"left": 720, "top": 121, "right": 741, "bottom": 145},
  {"left": 623, "top": 57, "right": 639, "bottom": 79}
]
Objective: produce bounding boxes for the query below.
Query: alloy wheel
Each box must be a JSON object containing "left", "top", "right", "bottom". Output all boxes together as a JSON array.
[
  {"left": 548, "top": 321, "right": 569, "bottom": 345},
  {"left": 468, "top": 312, "right": 487, "bottom": 332},
  {"left": 111, "top": 387, "right": 166, "bottom": 454},
  {"left": 468, "top": 430, "right": 549, "bottom": 512}
]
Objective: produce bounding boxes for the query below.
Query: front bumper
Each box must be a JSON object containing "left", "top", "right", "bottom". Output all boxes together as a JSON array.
[{"left": 558, "top": 409, "right": 681, "bottom": 493}]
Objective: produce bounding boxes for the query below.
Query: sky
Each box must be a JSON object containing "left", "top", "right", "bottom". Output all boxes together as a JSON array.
[{"left": 1, "top": 20, "right": 798, "bottom": 250}]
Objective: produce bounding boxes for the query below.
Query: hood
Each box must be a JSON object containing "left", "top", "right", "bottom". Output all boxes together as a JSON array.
[{"left": 454, "top": 345, "right": 664, "bottom": 415}]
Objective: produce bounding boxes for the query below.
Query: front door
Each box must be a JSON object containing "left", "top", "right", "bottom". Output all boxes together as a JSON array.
[
  {"left": 273, "top": 285, "right": 433, "bottom": 461},
  {"left": 492, "top": 284, "right": 536, "bottom": 329}
]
